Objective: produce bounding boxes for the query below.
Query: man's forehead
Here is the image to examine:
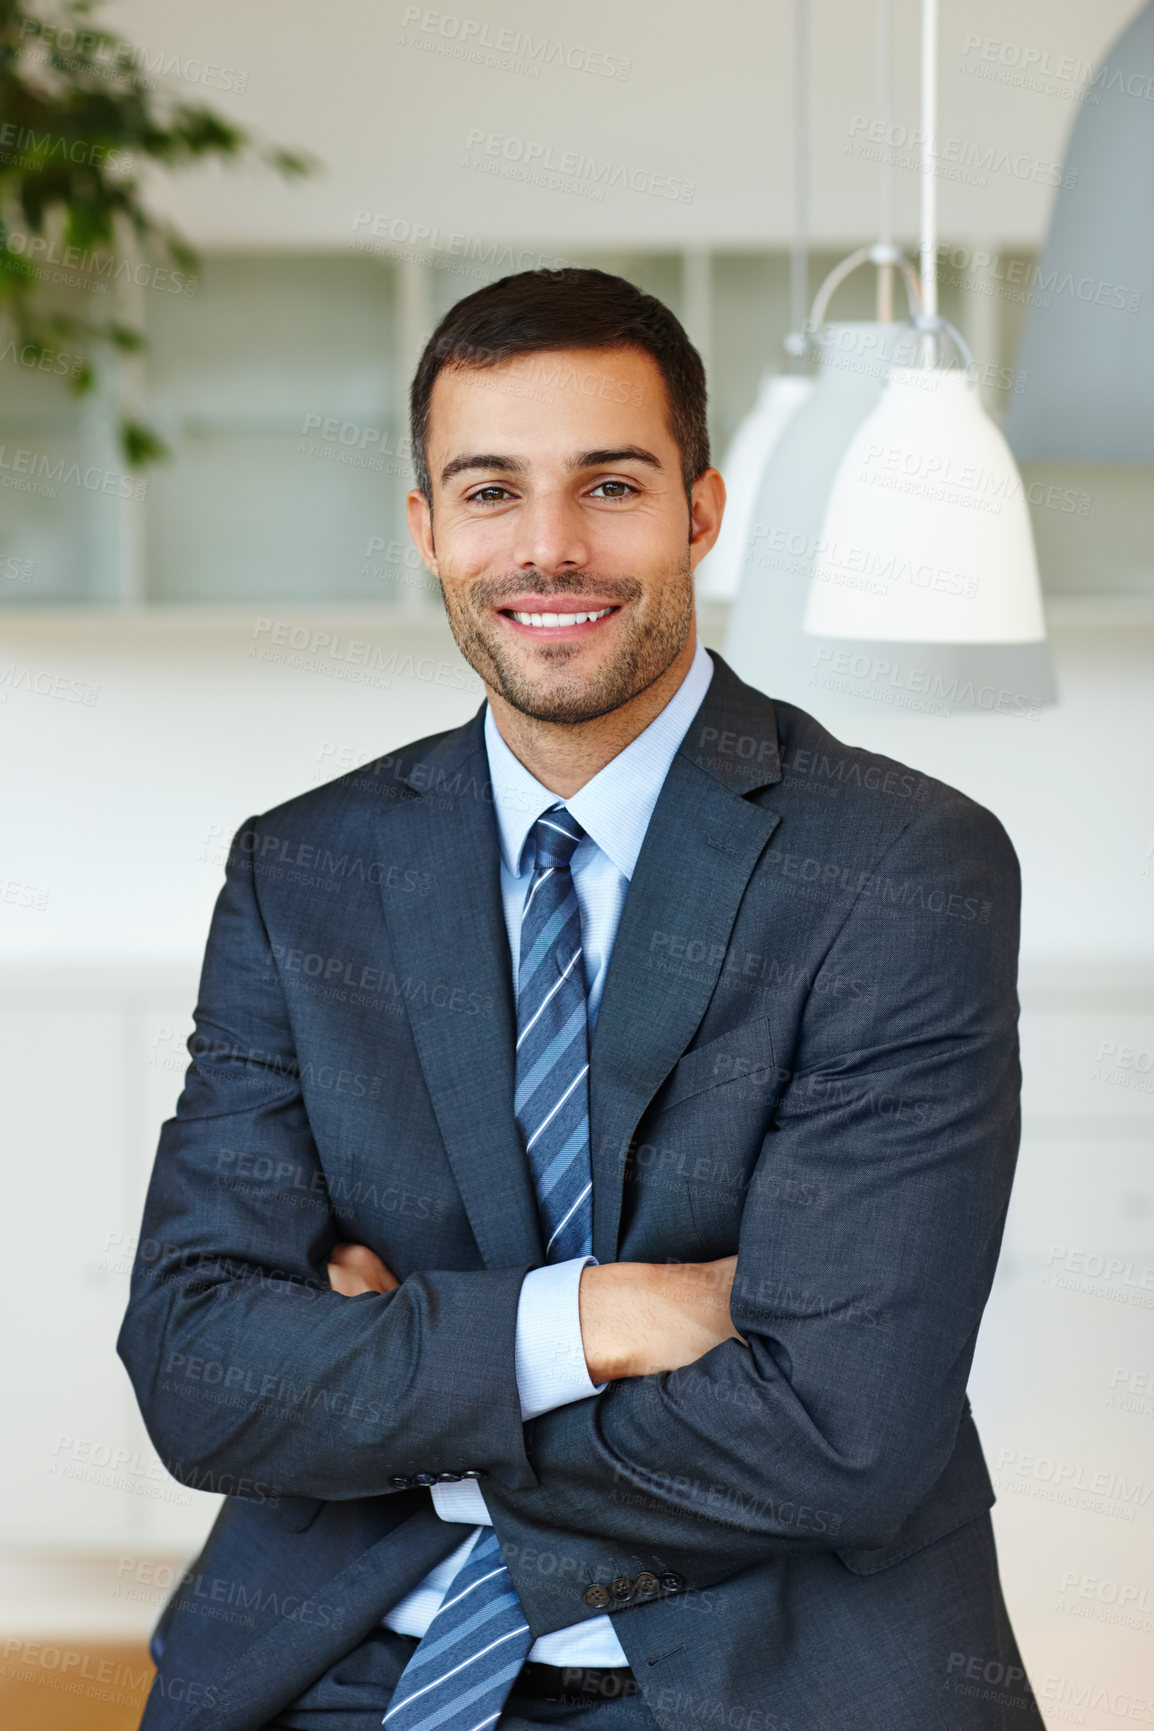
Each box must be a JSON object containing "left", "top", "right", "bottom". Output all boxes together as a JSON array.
[{"left": 427, "top": 346, "right": 672, "bottom": 455}]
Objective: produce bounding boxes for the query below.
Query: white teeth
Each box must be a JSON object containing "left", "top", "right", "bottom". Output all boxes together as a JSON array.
[{"left": 509, "top": 607, "right": 614, "bottom": 628}]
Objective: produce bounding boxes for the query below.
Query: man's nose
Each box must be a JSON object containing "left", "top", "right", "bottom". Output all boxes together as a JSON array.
[{"left": 511, "top": 494, "right": 592, "bottom": 574}]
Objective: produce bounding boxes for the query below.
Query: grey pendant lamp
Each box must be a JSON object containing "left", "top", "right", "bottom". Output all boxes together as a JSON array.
[
  {"left": 1005, "top": 0, "right": 1154, "bottom": 462},
  {"left": 722, "top": 0, "right": 924, "bottom": 705},
  {"left": 802, "top": 0, "right": 1056, "bottom": 722},
  {"left": 698, "top": 0, "right": 814, "bottom": 602}
]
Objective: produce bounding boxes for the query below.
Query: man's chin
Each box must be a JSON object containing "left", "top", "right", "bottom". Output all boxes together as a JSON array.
[
  {"left": 495, "top": 683, "right": 628, "bottom": 727},
  {"left": 487, "top": 656, "right": 643, "bottom": 726}
]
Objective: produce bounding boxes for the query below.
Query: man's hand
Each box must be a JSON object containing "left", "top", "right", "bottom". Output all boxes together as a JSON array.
[
  {"left": 327, "top": 1242, "right": 400, "bottom": 1296},
  {"left": 579, "top": 1257, "right": 746, "bottom": 1382},
  {"left": 326, "top": 1243, "right": 744, "bottom": 1382}
]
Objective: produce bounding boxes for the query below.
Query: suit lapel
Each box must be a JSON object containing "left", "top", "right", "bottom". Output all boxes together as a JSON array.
[
  {"left": 372, "top": 653, "right": 784, "bottom": 1271},
  {"left": 588, "top": 655, "right": 784, "bottom": 1262},
  {"left": 373, "top": 714, "right": 546, "bottom": 1269}
]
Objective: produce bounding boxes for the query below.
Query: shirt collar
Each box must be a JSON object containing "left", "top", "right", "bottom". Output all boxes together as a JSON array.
[{"left": 483, "top": 637, "right": 715, "bottom": 881}]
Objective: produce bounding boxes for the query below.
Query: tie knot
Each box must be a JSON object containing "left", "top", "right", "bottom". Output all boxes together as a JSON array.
[{"left": 530, "top": 805, "right": 585, "bottom": 871}]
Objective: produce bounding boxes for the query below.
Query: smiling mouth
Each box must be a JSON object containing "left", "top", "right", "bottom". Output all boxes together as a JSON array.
[{"left": 500, "top": 605, "right": 620, "bottom": 631}]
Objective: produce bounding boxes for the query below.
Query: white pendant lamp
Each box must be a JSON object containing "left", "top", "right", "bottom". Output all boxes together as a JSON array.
[
  {"left": 722, "top": 252, "right": 924, "bottom": 704},
  {"left": 806, "top": 356, "right": 1046, "bottom": 645},
  {"left": 802, "top": 0, "right": 1056, "bottom": 715},
  {"left": 1005, "top": 0, "right": 1154, "bottom": 461},
  {"left": 700, "top": 0, "right": 815, "bottom": 602},
  {"left": 698, "top": 372, "right": 814, "bottom": 601}
]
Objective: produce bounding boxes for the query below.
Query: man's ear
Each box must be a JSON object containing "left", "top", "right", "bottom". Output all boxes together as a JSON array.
[
  {"left": 406, "top": 488, "right": 438, "bottom": 576},
  {"left": 688, "top": 467, "right": 726, "bottom": 570}
]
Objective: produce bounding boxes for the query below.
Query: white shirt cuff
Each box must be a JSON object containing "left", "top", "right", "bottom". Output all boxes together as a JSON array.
[
  {"left": 515, "top": 1254, "right": 608, "bottom": 1422},
  {"left": 430, "top": 1478, "right": 490, "bottom": 1525},
  {"left": 428, "top": 1256, "right": 606, "bottom": 1528}
]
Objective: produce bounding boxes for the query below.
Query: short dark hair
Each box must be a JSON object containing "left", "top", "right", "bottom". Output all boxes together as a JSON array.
[{"left": 409, "top": 267, "right": 709, "bottom": 503}]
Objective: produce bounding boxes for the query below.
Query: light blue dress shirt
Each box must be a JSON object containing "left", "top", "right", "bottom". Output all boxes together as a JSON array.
[{"left": 382, "top": 638, "right": 715, "bottom": 1666}]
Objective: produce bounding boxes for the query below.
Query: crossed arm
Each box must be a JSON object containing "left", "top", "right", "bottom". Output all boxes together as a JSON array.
[
  {"left": 119, "top": 795, "right": 1021, "bottom": 1608},
  {"left": 327, "top": 1242, "right": 746, "bottom": 1381}
]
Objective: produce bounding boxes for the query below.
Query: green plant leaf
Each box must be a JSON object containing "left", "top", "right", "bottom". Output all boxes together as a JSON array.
[{"left": 0, "top": 0, "right": 316, "bottom": 468}]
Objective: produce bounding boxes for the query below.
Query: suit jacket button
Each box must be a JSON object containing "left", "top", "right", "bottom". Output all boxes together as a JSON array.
[
  {"left": 659, "top": 1571, "right": 686, "bottom": 1593},
  {"left": 610, "top": 1576, "right": 635, "bottom": 1602},
  {"left": 436, "top": 1471, "right": 463, "bottom": 1481},
  {"left": 633, "top": 1571, "right": 660, "bottom": 1599},
  {"left": 389, "top": 1475, "right": 413, "bottom": 1489},
  {"left": 413, "top": 1472, "right": 438, "bottom": 1487},
  {"left": 461, "top": 1469, "right": 486, "bottom": 1479},
  {"left": 583, "top": 1584, "right": 611, "bottom": 1609}
]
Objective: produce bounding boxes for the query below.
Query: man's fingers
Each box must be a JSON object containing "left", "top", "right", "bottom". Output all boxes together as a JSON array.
[
  {"left": 698, "top": 1255, "right": 747, "bottom": 1346},
  {"left": 714, "top": 1255, "right": 748, "bottom": 1345},
  {"left": 327, "top": 1242, "right": 400, "bottom": 1296}
]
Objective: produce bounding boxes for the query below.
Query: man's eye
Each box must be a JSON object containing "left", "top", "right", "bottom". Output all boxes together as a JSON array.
[
  {"left": 589, "top": 480, "right": 638, "bottom": 500},
  {"left": 466, "top": 486, "right": 513, "bottom": 504}
]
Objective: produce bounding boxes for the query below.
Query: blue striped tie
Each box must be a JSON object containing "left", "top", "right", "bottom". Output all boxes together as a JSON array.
[
  {"left": 513, "top": 806, "right": 593, "bottom": 1263},
  {"left": 383, "top": 804, "right": 593, "bottom": 1731}
]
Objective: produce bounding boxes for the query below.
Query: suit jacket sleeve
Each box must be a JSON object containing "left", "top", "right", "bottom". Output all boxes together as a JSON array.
[
  {"left": 480, "top": 794, "right": 1022, "bottom": 1610},
  {"left": 116, "top": 816, "right": 539, "bottom": 1503}
]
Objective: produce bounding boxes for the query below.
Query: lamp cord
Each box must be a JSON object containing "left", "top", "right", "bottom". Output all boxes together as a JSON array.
[
  {"left": 788, "top": 0, "right": 809, "bottom": 370},
  {"left": 876, "top": 0, "right": 894, "bottom": 321},
  {"left": 920, "top": 0, "right": 939, "bottom": 359}
]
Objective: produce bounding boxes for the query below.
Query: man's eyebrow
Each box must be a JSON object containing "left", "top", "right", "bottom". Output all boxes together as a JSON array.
[
  {"left": 569, "top": 447, "right": 663, "bottom": 472},
  {"left": 439, "top": 446, "right": 664, "bottom": 487},
  {"left": 440, "top": 453, "right": 527, "bottom": 485}
]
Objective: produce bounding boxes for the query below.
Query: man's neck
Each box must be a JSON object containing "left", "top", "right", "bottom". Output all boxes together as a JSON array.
[{"left": 485, "top": 629, "right": 699, "bottom": 799}]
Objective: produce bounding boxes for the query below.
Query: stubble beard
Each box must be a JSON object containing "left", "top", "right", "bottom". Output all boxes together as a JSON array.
[{"left": 438, "top": 557, "right": 695, "bottom": 725}]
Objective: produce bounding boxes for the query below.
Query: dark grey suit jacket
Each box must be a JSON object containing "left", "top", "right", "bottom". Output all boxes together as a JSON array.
[{"left": 118, "top": 651, "right": 1041, "bottom": 1730}]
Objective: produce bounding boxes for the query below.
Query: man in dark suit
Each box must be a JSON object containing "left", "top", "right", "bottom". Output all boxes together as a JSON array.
[{"left": 118, "top": 267, "right": 1042, "bottom": 1731}]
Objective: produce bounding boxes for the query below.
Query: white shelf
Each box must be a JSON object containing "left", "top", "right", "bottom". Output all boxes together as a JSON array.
[
  {"left": 7, "top": 593, "right": 1152, "bottom": 634},
  {"left": 0, "top": 600, "right": 449, "bottom": 633},
  {"left": 1043, "top": 595, "right": 1154, "bottom": 627}
]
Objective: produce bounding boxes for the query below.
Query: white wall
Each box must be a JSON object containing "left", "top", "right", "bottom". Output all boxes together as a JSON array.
[{"left": 1, "top": 606, "right": 1151, "bottom": 969}]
